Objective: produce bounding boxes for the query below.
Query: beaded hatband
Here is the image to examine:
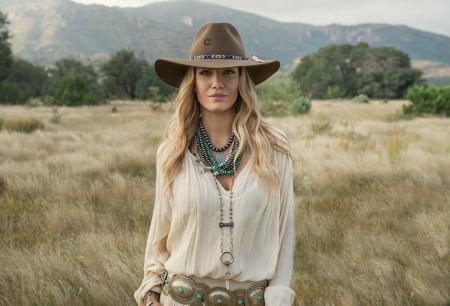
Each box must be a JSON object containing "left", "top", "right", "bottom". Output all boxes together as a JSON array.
[
  {"left": 190, "top": 54, "right": 248, "bottom": 60},
  {"left": 162, "top": 272, "right": 267, "bottom": 306}
]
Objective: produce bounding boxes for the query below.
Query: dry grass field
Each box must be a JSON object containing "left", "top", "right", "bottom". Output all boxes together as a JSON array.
[{"left": 0, "top": 100, "right": 449, "bottom": 306}]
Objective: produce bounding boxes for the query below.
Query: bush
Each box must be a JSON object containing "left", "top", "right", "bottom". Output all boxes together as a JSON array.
[
  {"left": 291, "top": 97, "right": 312, "bottom": 114},
  {"left": 257, "top": 77, "right": 302, "bottom": 117},
  {"left": 325, "top": 86, "right": 343, "bottom": 99},
  {"left": 259, "top": 99, "right": 291, "bottom": 117},
  {"left": 53, "top": 74, "right": 103, "bottom": 106},
  {"left": 0, "top": 117, "right": 4, "bottom": 130},
  {"left": 403, "top": 85, "right": 450, "bottom": 117},
  {"left": 352, "top": 94, "right": 370, "bottom": 103},
  {"left": 4, "top": 118, "right": 45, "bottom": 133},
  {"left": 135, "top": 67, "right": 175, "bottom": 101},
  {"left": 0, "top": 81, "right": 32, "bottom": 104},
  {"left": 7, "top": 58, "right": 48, "bottom": 97}
]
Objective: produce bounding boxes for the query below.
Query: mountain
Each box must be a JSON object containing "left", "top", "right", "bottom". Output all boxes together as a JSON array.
[
  {"left": 118, "top": 1, "right": 450, "bottom": 69},
  {"left": 1, "top": 0, "right": 191, "bottom": 65},
  {"left": 2, "top": 0, "right": 450, "bottom": 82}
]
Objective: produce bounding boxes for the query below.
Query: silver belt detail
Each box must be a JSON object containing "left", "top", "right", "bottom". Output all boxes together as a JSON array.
[{"left": 161, "top": 271, "right": 268, "bottom": 306}]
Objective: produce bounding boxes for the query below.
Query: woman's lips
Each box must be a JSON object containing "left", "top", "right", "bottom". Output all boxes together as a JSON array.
[{"left": 209, "top": 93, "right": 227, "bottom": 101}]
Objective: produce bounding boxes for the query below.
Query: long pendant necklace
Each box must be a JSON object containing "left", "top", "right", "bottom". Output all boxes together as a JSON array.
[
  {"left": 214, "top": 173, "right": 235, "bottom": 290},
  {"left": 193, "top": 122, "right": 238, "bottom": 289}
]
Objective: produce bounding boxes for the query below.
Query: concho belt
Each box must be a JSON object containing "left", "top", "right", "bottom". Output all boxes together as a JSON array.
[{"left": 161, "top": 271, "right": 268, "bottom": 306}]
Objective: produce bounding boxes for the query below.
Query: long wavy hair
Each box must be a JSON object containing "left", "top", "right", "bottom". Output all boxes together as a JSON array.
[{"left": 160, "top": 67, "right": 291, "bottom": 198}]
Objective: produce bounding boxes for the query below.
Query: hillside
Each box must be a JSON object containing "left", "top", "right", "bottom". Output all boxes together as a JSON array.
[
  {"left": 1, "top": 0, "right": 191, "bottom": 65},
  {"left": 118, "top": 1, "right": 450, "bottom": 67},
  {"left": 1, "top": 0, "right": 450, "bottom": 83}
]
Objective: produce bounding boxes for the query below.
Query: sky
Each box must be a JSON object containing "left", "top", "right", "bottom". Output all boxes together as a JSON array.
[{"left": 70, "top": 0, "right": 450, "bottom": 37}]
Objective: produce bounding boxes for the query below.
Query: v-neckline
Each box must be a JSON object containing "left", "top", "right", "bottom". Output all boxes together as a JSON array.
[{"left": 186, "top": 150, "right": 251, "bottom": 192}]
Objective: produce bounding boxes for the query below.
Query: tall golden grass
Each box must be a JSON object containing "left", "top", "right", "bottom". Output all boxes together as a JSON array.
[{"left": 0, "top": 101, "right": 449, "bottom": 306}]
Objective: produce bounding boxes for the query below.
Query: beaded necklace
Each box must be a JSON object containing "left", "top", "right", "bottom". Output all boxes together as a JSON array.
[
  {"left": 199, "top": 119, "right": 235, "bottom": 152},
  {"left": 193, "top": 121, "right": 240, "bottom": 290},
  {"left": 193, "top": 128, "right": 243, "bottom": 176}
]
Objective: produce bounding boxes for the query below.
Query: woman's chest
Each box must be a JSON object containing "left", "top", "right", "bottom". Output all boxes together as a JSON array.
[{"left": 170, "top": 161, "right": 277, "bottom": 228}]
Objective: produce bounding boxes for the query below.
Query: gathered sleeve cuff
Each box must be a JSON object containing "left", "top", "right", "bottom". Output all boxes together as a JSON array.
[
  {"left": 134, "top": 146, "right": 172, "bottom": 306},
  {"left": 264, "top": 286, "right": 295, "bottom": 306},
  {"left": 266, "top": 134, "right": 296, "bottom": 305}
]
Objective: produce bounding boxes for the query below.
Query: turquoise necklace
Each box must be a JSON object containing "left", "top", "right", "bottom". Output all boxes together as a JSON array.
[{"left": 194, "top": 125, "right": 243, "bottom": 176}]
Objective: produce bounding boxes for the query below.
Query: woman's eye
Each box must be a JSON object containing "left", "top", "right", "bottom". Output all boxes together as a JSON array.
[
  {"left": 224, "top": 69, "right": 236, "bottom": 74},
  {"left": 199, "top": 70, "right": 210, "bottom": 75}
]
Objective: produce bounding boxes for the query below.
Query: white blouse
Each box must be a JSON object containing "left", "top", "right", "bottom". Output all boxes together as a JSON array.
[{"left": 135, "top": 132, "right": 295, "bottom": 306}]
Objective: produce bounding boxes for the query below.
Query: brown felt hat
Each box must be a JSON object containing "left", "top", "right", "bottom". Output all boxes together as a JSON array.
[{"left": 154, "top": 22, "right": 280, "bottom": 88}]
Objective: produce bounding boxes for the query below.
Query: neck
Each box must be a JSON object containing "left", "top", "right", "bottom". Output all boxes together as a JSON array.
[{"left": 200, "top": 111, "right": 234, "bottom": 147}]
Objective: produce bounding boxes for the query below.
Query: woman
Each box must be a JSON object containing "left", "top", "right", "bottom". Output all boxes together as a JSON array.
[{"left": 135, "top": 22, "right": 295, "bottom": 306}]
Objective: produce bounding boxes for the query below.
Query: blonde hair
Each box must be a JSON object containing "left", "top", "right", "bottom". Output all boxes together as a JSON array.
[{"left": 160, "top": 67, "right": 291, "bottom": 197}]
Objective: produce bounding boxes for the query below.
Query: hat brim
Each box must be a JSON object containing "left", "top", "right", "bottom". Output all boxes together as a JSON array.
[{"left": 154, "top": 58, "right": 280, "bottom": 88}]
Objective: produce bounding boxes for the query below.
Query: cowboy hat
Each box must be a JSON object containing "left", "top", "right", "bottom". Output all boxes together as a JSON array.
[{"left": 154, "top": 22, "right": 280, "bottom": 88}]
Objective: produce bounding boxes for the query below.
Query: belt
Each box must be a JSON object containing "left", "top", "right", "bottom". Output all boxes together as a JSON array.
[{"left": 161, "top": 271, "right": 268, "bottom": 306}]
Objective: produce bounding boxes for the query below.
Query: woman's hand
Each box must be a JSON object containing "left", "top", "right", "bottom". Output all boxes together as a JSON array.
[{"left": 145, "top": 292, "right": 162, "bottom": 306}]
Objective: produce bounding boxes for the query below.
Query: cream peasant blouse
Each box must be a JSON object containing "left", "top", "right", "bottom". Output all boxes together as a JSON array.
[{"left": 135, "top": 134, "right": 295, "bottom": 306}]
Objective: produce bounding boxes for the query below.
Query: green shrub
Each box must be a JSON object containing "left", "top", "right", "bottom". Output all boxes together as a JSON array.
[
  {"left": 257, "top": 77, "right": 302, "bottom": 117},
  {"left": 0, "top": 117, "right": 4, "bottom": 130},
  {"left": 0, "top": 81, "right": 32, "bottom": 104},
  {"left": 135, "top": 67, "right": 175, "bottom": 100},
  {"left": 259, "top": 99, "right": 291, "bottom": 117},
  {"left": 291, "top": 97, "right": 312, "bottom": 114},
  {"left": 53, "top": 74, "right": 103, "bottom": 106},
  {"left": 5, "top": 118, "right": 45, "bottom": 133},
  {"left": 352, "top": 94, "right": 370, "bottom": 103},
  {"left": 403, "top": 85, "right": 450, "bottom": 117},
  {"left": 325, "top": 86, "right": 343, "bottom": 99}
]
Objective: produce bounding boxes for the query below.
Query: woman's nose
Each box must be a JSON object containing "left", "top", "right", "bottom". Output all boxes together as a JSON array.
[{"left": 211, "top": 72, "right": 224, "bottom": 89}]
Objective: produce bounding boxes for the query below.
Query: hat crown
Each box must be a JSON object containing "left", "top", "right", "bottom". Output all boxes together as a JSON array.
[{"left": 189, "top": 23, "right": 246, "bottom": 58}]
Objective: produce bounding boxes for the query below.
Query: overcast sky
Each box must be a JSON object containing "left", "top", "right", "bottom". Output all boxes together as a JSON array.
[{"left": 71, "top": 0, "right": 450, "bottom": 37}]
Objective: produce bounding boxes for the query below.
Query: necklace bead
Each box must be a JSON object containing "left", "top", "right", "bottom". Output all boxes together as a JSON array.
[
  {"left": 199, "top": 119, "right": 235, "bottom": 152},
  {"left": 194, "top": 124, "right": 242, "bottom": 176}
]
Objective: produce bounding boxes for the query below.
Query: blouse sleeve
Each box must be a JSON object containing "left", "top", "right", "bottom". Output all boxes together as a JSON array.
[
  {"left": 264, "top": 149, "right": 296, "bottom": 306},
  {"left": 134, "top": 146, "right": 172, "bottom": 306}
]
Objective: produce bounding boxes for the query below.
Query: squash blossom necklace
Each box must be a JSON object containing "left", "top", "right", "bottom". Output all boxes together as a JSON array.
[{"left": 193, "top": 119, "right": 243, "bottom": 290}]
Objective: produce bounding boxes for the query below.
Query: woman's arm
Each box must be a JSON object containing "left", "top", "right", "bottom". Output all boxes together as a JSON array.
[
  {"left": 264, "top": 150, "right": 296, "bottom": 306},
  {"left": 134, "top": 147, "right": 172, "bottom": 306}
]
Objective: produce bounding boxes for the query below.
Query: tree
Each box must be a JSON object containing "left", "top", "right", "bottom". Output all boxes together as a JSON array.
[
  {"left": 53, "top": 74, "right": 103, "bottom": 106},
  {"left": 7, "top": 58, "right": 48, "bottom": 97},
  {"left": 101, "top": 49, "right": 149, "bottom": 100},
  {"left": 292, "top": 43, "right": 424, "bottom": 99},
  {"left": 0, "top": 82, "right": 30, "bottom": 105},
  {"left": 46, "top": 58, "right": 103, "bottom": 105},
  {"left": 48, "top": 58, "right": 98, "bottom": 94},
  {"left": 135, "top": 66, "right": 174, "bottom": 101},
  {"left": 0, "top": 11, "right": 13, "bottom": 83}
]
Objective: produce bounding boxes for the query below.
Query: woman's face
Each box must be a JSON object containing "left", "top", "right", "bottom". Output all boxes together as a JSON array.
[{"left": 195, "top": 67, "right": 240, "bottom": 115}]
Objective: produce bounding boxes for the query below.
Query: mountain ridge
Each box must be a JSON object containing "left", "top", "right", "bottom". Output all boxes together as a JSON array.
[{"left": 1, "top": 0, "right": 450, "bottom": 81}]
